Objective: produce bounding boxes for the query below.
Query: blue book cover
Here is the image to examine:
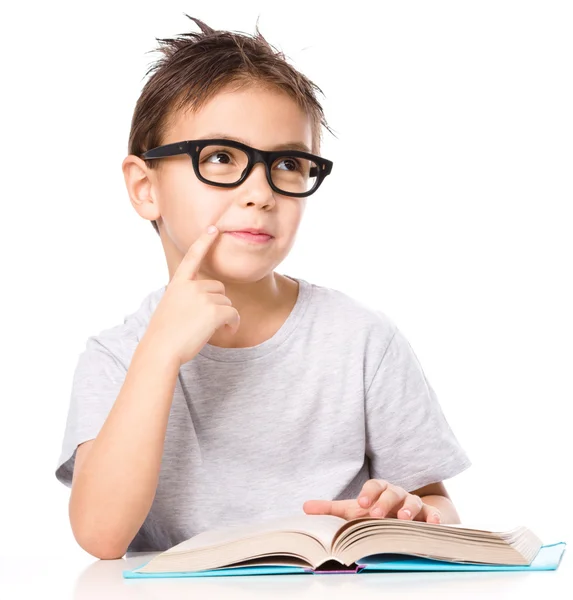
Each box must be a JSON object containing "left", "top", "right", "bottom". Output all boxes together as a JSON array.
[{"left": 123, "top": 542, "right": 566, "bottom": 578}]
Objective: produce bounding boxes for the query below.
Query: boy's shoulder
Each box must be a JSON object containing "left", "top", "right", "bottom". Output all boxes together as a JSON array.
[
  {"left": 306, "top": 277, "right": 398, "bottom": 340},
  {"left": 81, "top": 285, "right": 167, "bottom": 361}
]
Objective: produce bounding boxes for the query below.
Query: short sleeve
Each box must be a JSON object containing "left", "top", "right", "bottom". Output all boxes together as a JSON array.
[
  {"left": 365, "top": 327, "right": 471, "bottom": 492},
  {"left": 55, "top": 334, "right": 130, "bottom": 488}
]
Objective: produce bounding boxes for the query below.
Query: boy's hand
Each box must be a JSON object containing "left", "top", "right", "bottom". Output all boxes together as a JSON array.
[
  {"left": 303, "top": 479, "right": 441, "bottom": 523},
  {"left": 145, "top": 226, "right": 241, "bottom": 366}
]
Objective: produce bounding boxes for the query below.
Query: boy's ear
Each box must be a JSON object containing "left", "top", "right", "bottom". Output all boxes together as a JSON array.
[{"left": 121, "top": 155, "right": 162, "bottom": 223}]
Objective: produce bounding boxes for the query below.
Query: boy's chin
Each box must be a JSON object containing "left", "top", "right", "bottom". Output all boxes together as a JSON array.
[{"left": 207, "top": 258, "right": 278, "bottom": 284}]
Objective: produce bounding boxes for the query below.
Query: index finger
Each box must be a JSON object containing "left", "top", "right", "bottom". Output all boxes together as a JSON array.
[
  {"left": 174, "top": 225, "right": 220, "bottom": 281},
  {"left": 303, "top": 499, "right": 370, "bottom": 521}
]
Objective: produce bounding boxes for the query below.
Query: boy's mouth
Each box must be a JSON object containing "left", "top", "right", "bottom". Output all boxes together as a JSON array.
[
  {"left": 225, "top": 231, "right": 274, "bottom": 244},
  {"left": 226, "top": 227, "right": 273, "bottom": 236}
]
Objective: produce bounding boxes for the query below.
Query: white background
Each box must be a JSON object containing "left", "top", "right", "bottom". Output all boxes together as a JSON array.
[{"left": 1, "top": 0, "right": 571, "bottom": 561}]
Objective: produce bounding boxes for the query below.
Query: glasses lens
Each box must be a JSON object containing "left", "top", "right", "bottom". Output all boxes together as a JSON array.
[
  {"left": 270, "top": 155, "right": 319, "bottom": 194},
  {"left": 198, "top": 145, "right": 320, "bottom": 194},
  {"left": 199, "top": 145, "right": 249, "bottom": 184}
]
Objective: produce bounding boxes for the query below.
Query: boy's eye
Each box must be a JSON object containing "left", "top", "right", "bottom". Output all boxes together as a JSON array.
[
  {"left": 275, "top": 157, "right": 301, "bottom": 171},
  {"left": 204, "top": 150, "right": 233, "bottom": 164}
]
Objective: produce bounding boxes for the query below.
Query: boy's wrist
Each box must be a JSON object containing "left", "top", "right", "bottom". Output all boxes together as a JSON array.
[{"left": 138, "top": 329, "right": 183, "bottom": 371}]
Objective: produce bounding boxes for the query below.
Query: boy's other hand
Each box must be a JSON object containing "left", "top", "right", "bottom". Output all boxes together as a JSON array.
[
  {"left": 144, "top": 225, "right": 241, "bottom": 366},
  {"left": 302, "top": 479, "right": 441, "bottom": 523}
]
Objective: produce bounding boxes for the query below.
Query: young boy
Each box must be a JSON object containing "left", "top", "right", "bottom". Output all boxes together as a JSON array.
[{"left": 55, "top": 16, "right": 471, "bottom": 560}]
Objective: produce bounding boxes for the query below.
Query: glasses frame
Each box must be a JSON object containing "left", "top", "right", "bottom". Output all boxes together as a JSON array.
[{"left": 141, "top": 138, "right": 333, "bottom": 198}]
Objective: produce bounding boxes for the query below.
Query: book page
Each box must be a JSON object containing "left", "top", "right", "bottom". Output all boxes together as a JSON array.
[
  {"left": 332, "top": 517, "right": 531, "bottom": 555},
  {"left": 165, "top": 514, "right": 347, "bottom": 554},
  {"left": 336, "top": 517, "right": 526, "bottom": 540},
  {"left": 441, "top": 522, "right": 523, "bottom": 533}
]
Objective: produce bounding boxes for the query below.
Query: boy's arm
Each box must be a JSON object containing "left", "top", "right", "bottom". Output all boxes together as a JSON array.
[
  {"left": 69, "top": 335, "right": 180, "bottom": 560},
  {"left": 67, "top": 227, "right": 236, "bottom": 560}
]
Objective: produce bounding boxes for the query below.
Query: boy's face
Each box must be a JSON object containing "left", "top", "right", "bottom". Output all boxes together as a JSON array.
[{"left": 131, "top": 84, "right": 314, "bottom": 283}]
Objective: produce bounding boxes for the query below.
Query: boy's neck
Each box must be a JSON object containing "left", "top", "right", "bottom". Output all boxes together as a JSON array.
[{"left": 204, "top": 272, "right": 299, "bottom": 349}]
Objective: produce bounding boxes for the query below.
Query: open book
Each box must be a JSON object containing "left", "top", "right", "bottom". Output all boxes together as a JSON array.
[{"left": 123, "top": 514, "right": 566, "bottom": 578}]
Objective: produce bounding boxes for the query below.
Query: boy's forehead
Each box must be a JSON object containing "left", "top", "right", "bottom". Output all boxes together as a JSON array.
[{"left": 165, "top": 86, "right": 314, "bottom": 151}]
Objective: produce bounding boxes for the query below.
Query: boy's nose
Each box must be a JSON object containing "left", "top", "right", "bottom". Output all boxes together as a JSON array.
[{"left": 239, "top": 162, "right": 275, "bottom": 207}]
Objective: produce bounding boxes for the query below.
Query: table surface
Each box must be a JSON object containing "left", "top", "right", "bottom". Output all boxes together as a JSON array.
[{"left": 1, "top": 550, "right": 570, "bottom": 599}]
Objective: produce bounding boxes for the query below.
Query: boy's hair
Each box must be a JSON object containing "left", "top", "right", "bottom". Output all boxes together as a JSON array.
[{"left": 127, "top": 14, "right": 334, "bottom": 235}]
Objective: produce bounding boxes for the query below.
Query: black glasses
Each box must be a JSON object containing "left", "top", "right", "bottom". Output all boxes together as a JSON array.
[{"left": 141, "top": 138, "right": 333, "bottom": 198}]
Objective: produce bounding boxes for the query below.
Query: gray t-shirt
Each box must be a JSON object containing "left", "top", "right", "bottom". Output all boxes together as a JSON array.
[{"left": 55, "top": 275, "right": 471, "bottom": 552}]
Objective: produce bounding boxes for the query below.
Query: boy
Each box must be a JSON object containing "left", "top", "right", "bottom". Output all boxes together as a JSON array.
[{"left": 55, "top": 16, "right": 471, "bottom": 560}]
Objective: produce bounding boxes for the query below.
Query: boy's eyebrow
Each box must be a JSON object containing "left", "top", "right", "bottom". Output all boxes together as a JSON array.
[{"left": 199, "top": 133, "right": 312, "bottom": 154}]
